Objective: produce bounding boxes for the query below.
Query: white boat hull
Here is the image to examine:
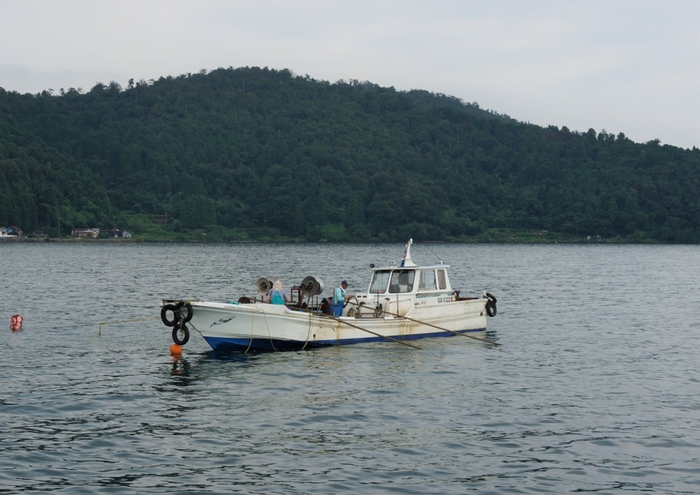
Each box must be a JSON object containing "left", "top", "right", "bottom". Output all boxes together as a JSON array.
[{"left": 187, "top": 298, "right": 490, "bottom": 351}]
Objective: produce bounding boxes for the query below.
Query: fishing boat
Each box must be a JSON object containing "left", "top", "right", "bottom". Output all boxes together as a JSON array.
[{"left": 161, "top": 240, "right": 498, "bottom": 351}]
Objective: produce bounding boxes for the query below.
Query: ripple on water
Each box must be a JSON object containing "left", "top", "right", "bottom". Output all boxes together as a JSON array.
[{"left": 0, "top": 243, "right": 699, "bottom": 494}]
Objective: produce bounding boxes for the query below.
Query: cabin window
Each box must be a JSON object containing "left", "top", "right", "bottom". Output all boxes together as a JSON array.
[
  {"left": 370, "top": 270, "right": 391, "bottom": 293},
  {"left": 437, "top": 269, "right": 447, "bottom": 290},
  {"left": 419, "top": 270, "right": 437, "bottom": 290},
  {"left": 389, "top": 270, "right": 415, "bottom": 293}
]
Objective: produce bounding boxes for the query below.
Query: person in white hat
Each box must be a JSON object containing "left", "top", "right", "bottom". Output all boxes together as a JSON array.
[{"left": 267, "top": 280, "right": 289, "bottom": 305}]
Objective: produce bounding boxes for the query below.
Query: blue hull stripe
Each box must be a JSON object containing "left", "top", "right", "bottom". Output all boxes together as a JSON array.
[{"left": 203, "top": 328, "right": 487, "bottom": 352}]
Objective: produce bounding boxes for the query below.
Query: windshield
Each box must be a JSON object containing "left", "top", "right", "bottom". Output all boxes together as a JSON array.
[
  {"left": 369, "top": 270, "right": 391, "bottom": 293},
  {"left": 389, "top": 270, "right": 415, "bottom": 293}
]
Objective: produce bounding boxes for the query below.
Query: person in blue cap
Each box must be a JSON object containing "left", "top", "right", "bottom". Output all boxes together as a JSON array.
[{"left": 331, "top": 280, "right": 351, "bottom": 316}]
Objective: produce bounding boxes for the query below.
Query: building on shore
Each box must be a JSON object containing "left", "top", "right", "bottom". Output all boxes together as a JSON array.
[
  {"left": 71, "top": 228, "right": 100, "bottom": 238},
  {"left": 110, "top": 228, "right": 132, "bottom": 238},
  {"left": 0, "top": 226, "right": 21, "bottom": 237}
]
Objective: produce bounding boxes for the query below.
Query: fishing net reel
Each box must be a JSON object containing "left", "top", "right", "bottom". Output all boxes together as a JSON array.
[
  {"left": 299, "top": 276, "right": 324, "bottom": 297},
  {"left": 255, "top": 276, "right": 278, "bottom": 295}
]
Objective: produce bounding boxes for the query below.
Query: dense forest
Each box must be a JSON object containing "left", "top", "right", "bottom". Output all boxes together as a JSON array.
[{"left": 1, "top": 66, "right": 698, "bottom": 242}]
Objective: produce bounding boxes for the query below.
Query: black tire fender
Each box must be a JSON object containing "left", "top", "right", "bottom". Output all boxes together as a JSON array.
[
  {"left": 486, "top": 299, "right": 497, "bottom": 317},
  {"left": 161, "top": 304, "right": 179, "bottom": 327},
  {"left": 172, "top": 322, "right": 190, "bottom": 346},
  {"left": 176, "top": 301, "right": 193, "bottom": 323}
]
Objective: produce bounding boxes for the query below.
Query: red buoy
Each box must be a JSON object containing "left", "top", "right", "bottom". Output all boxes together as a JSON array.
[{"left": 10, "top": 314, "right": 23, "bottom": 331}]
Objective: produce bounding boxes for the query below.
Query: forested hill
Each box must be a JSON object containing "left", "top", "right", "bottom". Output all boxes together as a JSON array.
[{"left": 1, "top": 66, "right": 698, "bottom": 242}]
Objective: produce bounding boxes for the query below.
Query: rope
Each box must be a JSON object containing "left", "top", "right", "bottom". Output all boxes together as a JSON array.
[
  {"left": 321, "top": 314, "right": 421, "bottom": 349},
  {"left": 345, "top": 300, "right": 500, "bottom": 346},
  {"left": 261, "top": 306, "right": 277, "bottom": 352},
  {"left": 96, "top": 316, "right": 161, "bottom": 336},
  {"left": 52, "top": 316, "right": 160, "bottom": 335},
  {"left": 301, "top": 309, "right": 314, "bottom": 350},
  {"left": 245, "top": 305, "right": 277, "bottom": 353},
  {"left": 161, "top": 298, "right": 200, "bottom": 305},
  {"left": 244, "top": 308, "right": 255, "bottom": 354}
]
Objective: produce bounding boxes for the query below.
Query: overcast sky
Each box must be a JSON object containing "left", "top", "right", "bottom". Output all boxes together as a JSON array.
[{"left": 1, "top": 0, "right": 698, "bottom": 149}]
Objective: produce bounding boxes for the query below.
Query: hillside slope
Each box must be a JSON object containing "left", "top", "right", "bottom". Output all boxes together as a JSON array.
[{"left": 1, "top": 66, "right": 698, "bottom": 242}]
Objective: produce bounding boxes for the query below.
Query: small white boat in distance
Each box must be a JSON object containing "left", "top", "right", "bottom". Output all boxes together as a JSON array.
[{"left": 161, "top": 240, "right": 498, "bottom": 351}]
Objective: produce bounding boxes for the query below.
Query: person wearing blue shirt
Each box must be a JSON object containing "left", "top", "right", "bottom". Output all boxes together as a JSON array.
[
  {"left": 331, "top": 280, "right": 350, "bottom": 316},
  {"left": 267, "top": 280, "right": 289, "bottom": 305}
]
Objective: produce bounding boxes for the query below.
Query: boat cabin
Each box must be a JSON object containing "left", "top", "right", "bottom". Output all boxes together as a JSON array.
[
  {"left": 353, "top": 240, "right": 456, "bottom": 316},
  {"left": 368, "top": 265, "right": 451, "bottom": 295}
]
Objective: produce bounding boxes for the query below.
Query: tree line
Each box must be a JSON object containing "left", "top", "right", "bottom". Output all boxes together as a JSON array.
[{"left": 1, "top": 66, "right": 698, "bottom": 242}]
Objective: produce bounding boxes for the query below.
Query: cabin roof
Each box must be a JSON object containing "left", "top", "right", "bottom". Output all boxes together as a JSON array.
[{"left": 371, "top": 263, "right": 450, "bottom": 271}]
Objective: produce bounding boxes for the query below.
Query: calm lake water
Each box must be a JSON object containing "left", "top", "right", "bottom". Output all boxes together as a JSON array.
[{"left": 0, "top": 242, "right": 698, "bottom": 494}]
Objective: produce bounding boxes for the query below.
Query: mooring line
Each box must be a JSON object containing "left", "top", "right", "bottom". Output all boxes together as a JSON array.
[
  {"left": 346, "top": 301, "right": 500, "bottom": 346},
  {"left": 322, "top": 314, "right": 421, "bottom": 350},
  {"left": 51, "top": 316, "right": 160, "bottom": 335}
]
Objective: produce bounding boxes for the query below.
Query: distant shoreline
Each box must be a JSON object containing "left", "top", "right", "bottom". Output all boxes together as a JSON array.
[
  {"left": 0, "top": 237, "right": 679, "bottom": 245},
  {"left": 0, "top": 237, "right": 142, "bottom": 243}
]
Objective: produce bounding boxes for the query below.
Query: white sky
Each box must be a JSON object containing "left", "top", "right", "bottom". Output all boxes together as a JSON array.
[{"left": 1, "top": 0, "right": 698, "bottom": 149}]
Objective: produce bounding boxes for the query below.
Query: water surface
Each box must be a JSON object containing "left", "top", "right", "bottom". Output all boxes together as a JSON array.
[{"left": 1, "top": 243, "right": 698, "bottom": 494}]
